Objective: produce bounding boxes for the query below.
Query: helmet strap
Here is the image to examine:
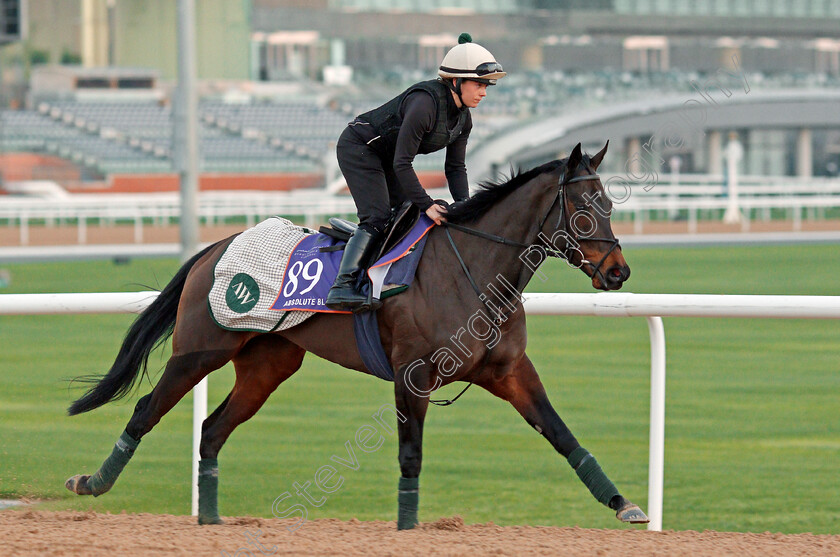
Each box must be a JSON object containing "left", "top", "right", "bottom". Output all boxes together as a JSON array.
[{"left": 444, "top": 77, "right": 466, "bottom": 108}]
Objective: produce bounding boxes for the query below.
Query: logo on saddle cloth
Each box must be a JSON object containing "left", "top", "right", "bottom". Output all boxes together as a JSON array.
[{"left": 226, "top": 273, "right": 260, "bottom": 314}]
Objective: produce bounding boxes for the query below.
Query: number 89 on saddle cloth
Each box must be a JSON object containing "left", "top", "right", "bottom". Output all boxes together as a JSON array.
[{"left": 272, "top": 214, "right": 435, "bottom": 313}]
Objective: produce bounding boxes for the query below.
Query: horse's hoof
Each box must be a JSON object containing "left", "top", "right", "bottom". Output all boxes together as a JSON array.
[
  {"left": 65, "top": 474, "right": 93, "bottom": 496},
  {"left": 198, "top": 515, "right": 224, "bottom": 525},
  {"left": 616, "top": 502, "right": 650, "bottom": 524}
]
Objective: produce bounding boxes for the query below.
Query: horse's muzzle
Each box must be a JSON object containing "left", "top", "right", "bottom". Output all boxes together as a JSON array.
[{"left": 599, "top": 264, "right": 630, "bottom": 291}]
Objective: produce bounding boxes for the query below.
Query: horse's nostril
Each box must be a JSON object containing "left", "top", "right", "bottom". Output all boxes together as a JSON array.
[
  {"left": 607, "top": 267, "right": 623, "bottom": 282},
  {"left": 605, "top": 266, "right": 629, "bottom": 286}
]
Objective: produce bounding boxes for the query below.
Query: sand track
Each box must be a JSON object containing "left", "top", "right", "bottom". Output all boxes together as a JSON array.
[{"left": 2, "top": 510, "right": 839, "bottom": 556}]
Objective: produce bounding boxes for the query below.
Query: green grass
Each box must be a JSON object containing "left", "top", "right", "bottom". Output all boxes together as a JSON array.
[{"left": 1, "top": 245, "right": 839, "bottom": 533}]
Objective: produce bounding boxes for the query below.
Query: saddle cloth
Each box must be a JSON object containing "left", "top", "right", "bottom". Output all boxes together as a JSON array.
[{"left": 208, "top": 216, "right": 434, "bottom": 333}]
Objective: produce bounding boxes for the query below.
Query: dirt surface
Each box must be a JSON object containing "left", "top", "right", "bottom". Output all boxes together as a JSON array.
[{"left": 1, "top": 510, "right": 839, "bottom": 557}]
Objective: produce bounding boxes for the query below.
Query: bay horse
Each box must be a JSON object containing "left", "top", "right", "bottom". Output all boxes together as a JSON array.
[{"left": 65, "top": 142, "right": 648, "bottom": 528}]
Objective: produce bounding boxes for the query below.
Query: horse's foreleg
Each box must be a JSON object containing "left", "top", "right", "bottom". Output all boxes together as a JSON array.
[
  {"left": 196, "top": 336, "right": 305, "bottom": 525},
  {"left": 393, "top": 362, "right": 433, "bottom": 530},
  {"left": 479, "top": 354, "right": 649, "bottom": 524}
]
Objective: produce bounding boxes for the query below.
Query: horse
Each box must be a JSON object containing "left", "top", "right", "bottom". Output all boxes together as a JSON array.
[{"left": 65, "top": 142, "right": 648, "bottom": 528}]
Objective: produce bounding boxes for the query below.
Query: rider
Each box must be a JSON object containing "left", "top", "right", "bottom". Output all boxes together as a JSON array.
[{"left": 325, "top": 33, "right": 506, "bottom": 312}]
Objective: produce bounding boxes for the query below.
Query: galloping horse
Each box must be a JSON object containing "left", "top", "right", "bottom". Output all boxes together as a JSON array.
[{"left": 66, "top": 142, "right": 648, "bottom": 528}]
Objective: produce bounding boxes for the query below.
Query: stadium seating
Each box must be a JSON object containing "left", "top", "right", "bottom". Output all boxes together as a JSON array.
[{"left": 3, "top": 70, "right": 839, "bottom": 179}]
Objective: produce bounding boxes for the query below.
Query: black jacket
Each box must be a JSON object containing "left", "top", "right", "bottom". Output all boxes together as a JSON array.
[{"left": 347, "top": 79, "right": 472, "bottom": 209}]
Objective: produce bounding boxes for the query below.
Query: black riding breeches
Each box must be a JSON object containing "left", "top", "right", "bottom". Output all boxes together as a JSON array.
[{"left": 336, "top": 126, "right": 407, "bottom": 234}]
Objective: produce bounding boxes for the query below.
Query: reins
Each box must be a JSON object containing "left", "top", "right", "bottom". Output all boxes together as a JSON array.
[
  {"left": 443, "top": 226, "right": 508, "bottom": 325},
  {"left": 430, "top": 167, "right": 618, "bottom": 407},
  {"left": 443, "top": 222, "right": 531, "bottom": 250},
  {"left": 429, "top": 379, "right": 473, "bottom": 406},
  {"left": 442, "top": 169, "right": 614, "bottom": 300}
]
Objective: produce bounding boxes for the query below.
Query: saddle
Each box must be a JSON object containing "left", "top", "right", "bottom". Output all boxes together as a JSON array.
[{"left": 319, "top": 201, "right": 421, "bottom": 258}]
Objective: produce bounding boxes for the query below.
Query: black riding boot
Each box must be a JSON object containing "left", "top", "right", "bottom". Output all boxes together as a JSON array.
[{"left": 325, "top": 227, "right": 382, "bottom": 312}]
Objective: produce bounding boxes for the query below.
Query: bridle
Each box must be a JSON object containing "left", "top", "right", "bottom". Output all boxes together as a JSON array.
[
  {"left": 443, "top": 166, "right": 622, "bottom": 307},
  {"left": 537, "top": 169, "right": 622, "bottom": 289}
]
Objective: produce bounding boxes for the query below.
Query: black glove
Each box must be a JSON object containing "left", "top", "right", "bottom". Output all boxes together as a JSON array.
[{"left": 448, "top": 199, "right": 468, "bottom": 212}]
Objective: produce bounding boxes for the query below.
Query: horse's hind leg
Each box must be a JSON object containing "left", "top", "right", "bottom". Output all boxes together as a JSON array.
[
  {"left": 196, "top": 335, "right": 305, "bottom": 525},
  {"left": 478, "top": 353, "right": 649, "bottom": 524},
  {"left": 66, "top": 336, "right": 246, "bottom": 498}
]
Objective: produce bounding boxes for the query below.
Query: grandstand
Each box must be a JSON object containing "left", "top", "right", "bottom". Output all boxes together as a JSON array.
[
  {"left": 0, "top": 96, "right": 458, "bottom": 180},
  {"left": 1, "top": 58, "right": 477, "bottom": 189},
  {"left": 3, "top": 67, "right": 840, "bottom": 190}
]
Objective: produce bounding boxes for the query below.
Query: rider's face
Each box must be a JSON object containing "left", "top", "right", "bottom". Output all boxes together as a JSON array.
[{"left": 457, "top": 79, "right": 488, "bottom": 108}]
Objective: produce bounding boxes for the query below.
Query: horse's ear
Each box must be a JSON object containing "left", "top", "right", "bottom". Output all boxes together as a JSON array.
[
  {"left": 590, "top": 140, "right": 609, "bottom": 170},
  {"left": 568, "top": 142, "right": 583, "bottom": 170}
]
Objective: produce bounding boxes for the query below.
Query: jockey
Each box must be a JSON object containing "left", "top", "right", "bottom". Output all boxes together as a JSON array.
[{"left": 325, "top": 33, "right": 506, "bottom": 312}]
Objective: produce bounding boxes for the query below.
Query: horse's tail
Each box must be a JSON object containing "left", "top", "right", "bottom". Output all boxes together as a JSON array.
[{"left": 68, "top": 242, "right": 220, "bottom": 416}]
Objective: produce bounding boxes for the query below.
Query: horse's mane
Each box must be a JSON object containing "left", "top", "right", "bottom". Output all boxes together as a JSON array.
[{"left": 445, "top": 159, "right": 565, "bottom": 224}]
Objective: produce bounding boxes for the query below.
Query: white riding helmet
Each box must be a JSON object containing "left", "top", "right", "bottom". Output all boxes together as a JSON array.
[{"left": 438, "top": 33, "right": 506, "bottom": 86}]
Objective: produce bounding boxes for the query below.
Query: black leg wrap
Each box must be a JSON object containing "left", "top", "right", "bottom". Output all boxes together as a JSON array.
[
  {"left": 567, "top": 446, "right": 620, "bottom": 507},
  {"left": 397, "top": 476, "right": 419, "bottom": 530},
  {"left": 87, "top": 430, "right": 140, "bottom": 497},
  {"left": 197, "top": 458, "right": 223, "bottom": 525}
]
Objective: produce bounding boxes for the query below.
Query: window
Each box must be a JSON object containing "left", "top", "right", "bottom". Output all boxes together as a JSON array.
[
  {"left": 76, "top": 78, "right": 111, "bottom": 89},
  {"left": 117, "top": 78, "right": 154, "bottom": 89}
]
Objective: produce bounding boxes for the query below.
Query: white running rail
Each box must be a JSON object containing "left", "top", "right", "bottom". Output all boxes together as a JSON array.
[{"left": 3, "top": 290, "right": 840, "bottom": 531}]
